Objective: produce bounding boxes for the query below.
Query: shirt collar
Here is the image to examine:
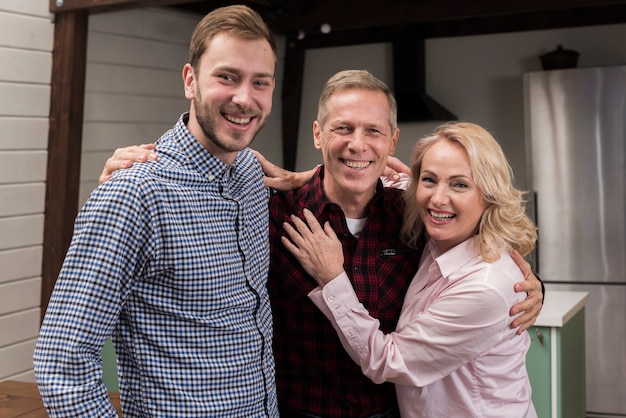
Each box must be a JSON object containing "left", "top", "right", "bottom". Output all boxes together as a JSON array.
[
  {"left": 172, "top": 113, "right": 247, "bottom": 182},
  {"left": 428, "top": 235, "right": 482, "bottom": 278}
]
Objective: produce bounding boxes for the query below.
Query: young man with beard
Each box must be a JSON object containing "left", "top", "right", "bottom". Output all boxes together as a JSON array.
[
  {"left": 100, "top": 70, "right": 544, "bottom": 418},
  {"left": 33, "top": 6, "right": 278, "bottom": 417}
]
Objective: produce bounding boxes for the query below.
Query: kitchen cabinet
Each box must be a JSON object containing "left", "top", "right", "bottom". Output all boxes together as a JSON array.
[
  {"left": 526, "top": 290, "right": 589, "bottom": 418},
  {"left": 102, "top": 338, "right": 119, "bottom": 392}
]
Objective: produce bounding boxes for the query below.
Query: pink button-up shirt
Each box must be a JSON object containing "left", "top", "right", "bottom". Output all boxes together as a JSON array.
[{"left": 309, "top": 236, "right": 537, "bottom": 417}]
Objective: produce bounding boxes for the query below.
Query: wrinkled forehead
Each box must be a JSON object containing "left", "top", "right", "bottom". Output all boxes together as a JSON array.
[{"left": 324, "top": 89, "right": 391, "bottom": 127}]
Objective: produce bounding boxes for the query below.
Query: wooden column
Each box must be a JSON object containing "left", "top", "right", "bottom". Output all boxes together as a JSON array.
[
  {"left": 40, "top": 11, "right": 89, "bottom": 322},
  {"left": 281, "top": 34, "right": 306, "bottom": 171}
]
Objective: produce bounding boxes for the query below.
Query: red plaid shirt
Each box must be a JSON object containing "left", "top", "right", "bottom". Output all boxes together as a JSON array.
[{"left": 268, "top": 166, "right": 424, "bottom": 417}]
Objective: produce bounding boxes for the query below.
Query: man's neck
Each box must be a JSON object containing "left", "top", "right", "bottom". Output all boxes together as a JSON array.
[{"left": 323, "top": 183, "right": 375, "bottom": 219}]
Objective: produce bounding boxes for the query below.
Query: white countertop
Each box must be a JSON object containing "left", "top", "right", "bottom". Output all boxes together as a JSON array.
[{"left": 534, "top": 290, "right": 589, "bottom": 327}]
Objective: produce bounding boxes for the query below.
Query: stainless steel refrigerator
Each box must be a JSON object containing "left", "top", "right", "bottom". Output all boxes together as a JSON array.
[{"left": 524, "top": 66, "right": 626, "bottom": 417}]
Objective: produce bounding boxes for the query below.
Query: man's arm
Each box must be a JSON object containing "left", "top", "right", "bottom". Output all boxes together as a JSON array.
[
  {"left": 97, "top": 146, "right": 315, "bottom": 190},
  {"left": 99, "top": 148, "right": 409, "bottom": 191},
  {"left": 34, "top": 180, "right": 144, "bottom": 417}
]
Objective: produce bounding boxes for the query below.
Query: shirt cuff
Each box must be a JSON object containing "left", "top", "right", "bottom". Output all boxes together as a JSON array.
[{"left": 308, "top": 272, "right": 363, "bottom": 319}]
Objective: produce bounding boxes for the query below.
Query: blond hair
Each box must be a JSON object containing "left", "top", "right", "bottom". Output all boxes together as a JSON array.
[
  {"left": 317, "top": 70, "right": 398, "bottom": 132},
  {"left": 401, "top": 122, "right": 537, "bottom": 261}
]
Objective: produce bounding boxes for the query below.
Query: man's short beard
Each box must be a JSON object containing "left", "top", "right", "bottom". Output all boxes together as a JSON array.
[{"left": 195, "top": 98, "right": 251, "bottom": 153}]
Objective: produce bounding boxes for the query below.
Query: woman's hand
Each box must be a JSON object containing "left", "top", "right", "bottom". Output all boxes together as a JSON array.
[
  {"left": 99, "top": 144, "right": 158, "bottom": 184},
  {"left": 281, "top": 208, "right": 345, "bottom": 286}
]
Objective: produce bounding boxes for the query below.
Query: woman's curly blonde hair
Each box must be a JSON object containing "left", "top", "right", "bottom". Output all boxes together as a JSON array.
[{"left": 401, "top": 122, "right": 537, "bottom": 262}]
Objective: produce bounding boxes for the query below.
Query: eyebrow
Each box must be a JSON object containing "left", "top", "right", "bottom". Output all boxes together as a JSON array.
[
  {"left": 215, "top": 66, "right": 274, "bottom": 79},
  {"left": 420, "top": 170, "right": 472, "bottom": 180}
]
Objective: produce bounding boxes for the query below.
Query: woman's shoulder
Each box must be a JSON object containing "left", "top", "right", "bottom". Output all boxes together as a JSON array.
[{"left": 480, "top": 253, "right": 526, "bottom": 300}]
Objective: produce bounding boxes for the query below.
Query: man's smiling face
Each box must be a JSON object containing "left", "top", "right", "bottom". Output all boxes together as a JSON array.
[
  {"left": 183, "top": 32, "right": 275, "bottom": 164},
  {"left": 314, "top": 87, "right": 399, "bottom": 206}
]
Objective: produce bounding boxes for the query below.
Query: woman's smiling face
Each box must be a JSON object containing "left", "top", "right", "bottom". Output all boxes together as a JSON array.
[{"left": 416, "top": 138, "right": 489, "bottom": 253}]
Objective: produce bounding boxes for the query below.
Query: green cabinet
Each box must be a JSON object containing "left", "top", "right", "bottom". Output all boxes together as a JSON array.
[
  {"left": 102, "top": 338, "right": 119, "bottom": 393},
  {"left": 526, "top": 291, "right": 588, "bottom": 418}
]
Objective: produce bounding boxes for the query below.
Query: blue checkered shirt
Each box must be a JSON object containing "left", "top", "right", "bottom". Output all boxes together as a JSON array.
[{"left": 34, "top": 114, "right": 277, "bottom": 417}]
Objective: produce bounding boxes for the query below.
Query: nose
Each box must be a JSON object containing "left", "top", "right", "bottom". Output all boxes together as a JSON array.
[
  {"left": 430, "top": 184, "right": 449, "bottom": 206},
  {"left": 347, "top": 129, "right": 367, "bottom": 152},
  {"left": 232, "top": 82, "right": 253, "bottom": 108}
]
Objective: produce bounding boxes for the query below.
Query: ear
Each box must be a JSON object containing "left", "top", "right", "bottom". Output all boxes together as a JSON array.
[
  {"left": 313, "top": 121, "right": 322, "bottom": 150},
  {"left": 183, "top": 63, "right": 196, "bottom": 100},
  {"left": 389, "top": 127, "right": 400, "bottom": 155}
]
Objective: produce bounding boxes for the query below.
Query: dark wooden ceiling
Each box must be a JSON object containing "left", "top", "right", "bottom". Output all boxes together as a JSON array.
[
  {"left": 53, "top": 0, "right": 626, "bottom": 48},
  {"left": 50, "top": 0, "right": 626, "bottom": 47},
  {"left": 175, "top": 0, "right": 626, "bottom": 39}
]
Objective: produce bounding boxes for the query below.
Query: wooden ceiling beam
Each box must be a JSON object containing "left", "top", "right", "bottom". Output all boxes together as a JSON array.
[
  {"left": 262, "top": 0, "right": 626, "bottom": 33},
  {"left": 295, "top": 4, "right": 626, "bottom": 49},
  {"left": 49, "top": 0, "right": 204, "bottom": 14},
  {"left": 50, "top": 1, "right": 626, "bottom": 33}
]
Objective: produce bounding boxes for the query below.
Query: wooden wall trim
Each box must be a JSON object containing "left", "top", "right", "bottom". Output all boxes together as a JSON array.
[{"left": 40, "top": 11, "right": 89, "bottom": 322}]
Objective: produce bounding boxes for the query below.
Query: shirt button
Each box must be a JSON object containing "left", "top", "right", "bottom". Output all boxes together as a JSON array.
[
  {"left": 208, "top": 175, "right": 215, "bottom": 181},
  {"left": 353, "top": 266, "right": 360, "bottom": 273},
  {"left": 327, "top": 296, "right": 335, "bottom": 303}
]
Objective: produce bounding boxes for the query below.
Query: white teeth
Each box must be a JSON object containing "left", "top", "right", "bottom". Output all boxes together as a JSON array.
[
  {"left": 225, "top": 115, "right": 251, "bottom": 125},
  {"left": 430, "top": 211, "right": 454, "bottom": 221},
  {"left": 344, "top": 160, "right": 370, "bottom": 169}
]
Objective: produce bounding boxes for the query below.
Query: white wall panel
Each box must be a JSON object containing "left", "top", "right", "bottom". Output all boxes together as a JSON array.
[
  {"left": 0, "top": 339, "right": 37, "bottom": 378},
  {"left": 0, "top": 48, "right": 51, "bottom": 84},
  {"left": 0, "top": 2, "right": 52, "bottom": 383},
  {"left": 0, "top": 151, "right": 47, "bottom": 184},
  {"left": 0, "top": 247, "right": 42, "bottom": 284},
  {"left": 0, "top": 184, "right": 45, "bottom": 216},
  {"left": 87, "top": 32, "right": 189, "bottom": 71},
  {"left": 0, "top": 278, "right": 40, "bottom": 316},
  {"left": 0, "top": 308, "right": 40, "bottom": 347},
  {"left": 83, "top": 93, "right": 187, "bottom": 123},
  {"left": 0, "top": 215, "right": 44, "bottom": 251},
  {"left": 0, "top": 0, "right": 51, "bottom": 17},
  {"left": 0, "top": 12, "right": 53, "bottom": 51},
  {"left": 0, "top": 83, "right": 50, "bottom": 117},
  {"left": 0, "top": 117, "right": 48, "bottom": 150},
  {"left": 86, "top": 63, "right": 182, "bottom": 96},
  {"left": 89, "top": 8, "right": 197, "bottom": 43},
  {"left": 82, "top": 122, "right": 171, "bottom": 151}
]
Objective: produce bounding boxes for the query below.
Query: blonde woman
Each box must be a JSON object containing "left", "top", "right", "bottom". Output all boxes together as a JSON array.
[{"left": 283, "top": 122, "right": 538, "bottom": 417}]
